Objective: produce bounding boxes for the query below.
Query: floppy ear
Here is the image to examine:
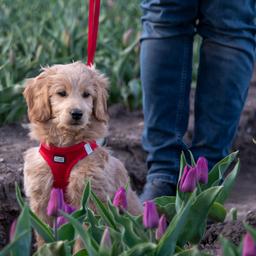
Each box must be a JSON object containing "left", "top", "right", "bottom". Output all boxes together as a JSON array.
[
  {"left": 23, "top": 71, "right": 51, "bottom": 123},
  {"left": 93, "top": 72, "right": 109, "bottom": 123}
]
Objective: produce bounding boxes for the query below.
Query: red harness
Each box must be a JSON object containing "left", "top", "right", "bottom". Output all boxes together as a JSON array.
[{"left": 39, "top": 141, "right": 98, "bottom": 191}]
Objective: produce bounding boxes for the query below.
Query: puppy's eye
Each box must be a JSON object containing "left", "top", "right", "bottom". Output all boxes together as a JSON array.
[
  {"left": 82, "top": 92, "right": 90, "bottom": 98},
  {"left": 57, "top": 91, "right": 67, "bottom": 97}
]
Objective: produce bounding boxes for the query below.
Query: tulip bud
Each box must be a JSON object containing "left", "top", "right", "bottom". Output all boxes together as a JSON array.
[
  {"left": 100, "top": 227, "right": 112, "bottom": 249},
  {"left": 56, "top": 204, "right": 76, "bottom": 228},
  {"left": 155, "top": 215, "right": 167, "bottom": 240},
  {"left": 179, "top": 165, "right": 190, "bottom": 188},
  {"left": 47, "top": 188, "right": 64, "bottom": 217},
  {"left": 9, "top": 219, "right": 17, "bottom": 241},
  {"left": 179, "top": 166, "right": 197, "bottom": 193},
  {"left": 113, "top": 187, "right": 128, "bottom": 210},
  {"left": 56, "top": 216, "right": 67, "bottom": 228},
  {"left": 196, "top": 156, "right": 208, "bottom": 184},
  {"left": 242, "top": 232, "right": 256, "bottom": 256},
  {"left": 143, "top": 201, "right": 159, "bottom": 228},
  {"left": 64, "top": 203, "right": 76, "bottom": 214}
]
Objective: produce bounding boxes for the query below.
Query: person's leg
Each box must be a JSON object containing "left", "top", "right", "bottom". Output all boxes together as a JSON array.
[
  {"left": 140, "top": 0, "right": 197, "bottom": 200},
  {"left": 191, "top": 0, "right": 256, "bottom": 168}
]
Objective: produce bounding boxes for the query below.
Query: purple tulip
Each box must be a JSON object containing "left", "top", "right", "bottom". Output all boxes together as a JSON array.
[
  {"left": 179, "top": 165, "right": 190, "bottom": 188},
  {"left": 100, "top": 227, "right": 112, "bottom": 248},
  {"left": 242, "top": 232, "right": 256, "bottom": 256},
  {"left": 179, "top": 166, "right": 197, "bottom": 193},
  {"left": 47, "top": 188, "right": 64, "bottom": 217},
  {"left": 56, "top": 216, "right": 67, "bottom": 228},
  {"left": 143, "top": 201, "right": 159, "bottom": 228},
  {"left": 196, "top": 156, "right": 208, "bottom": 184},
  {"left": 64, "top": 203, "right": 76, "bottom": 214},
  {"left": 9, "top": 219, "right": 17, "bottom": 241},
  {"left": 56, "top": 203, "right": 76, "bottom": 228},
  {"left": 155, "top": 215, "right": 168, "bottom": 240},
  {"left": 113, "top": 187, "right": 127, "bottom": 210}
]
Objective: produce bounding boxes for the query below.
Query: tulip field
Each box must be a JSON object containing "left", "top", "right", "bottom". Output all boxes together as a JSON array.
[
  {"left": 1, "top": 0, "right": 256, "bottom": 255},
  {"left": 1, "top": 151, "right": 256, "bottom": 256}
]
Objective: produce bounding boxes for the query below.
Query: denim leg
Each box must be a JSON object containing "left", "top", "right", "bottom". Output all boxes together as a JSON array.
[
  {"left": 191, "top": 0, "right": 256, "bottom": 168},
  {"left": 140, "top": 0, "right": 197, "bottom": 184}
]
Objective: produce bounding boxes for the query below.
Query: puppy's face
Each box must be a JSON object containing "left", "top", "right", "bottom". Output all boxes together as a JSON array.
[{"left": 23, "top": 62, "right": 108, "bottom": 131}]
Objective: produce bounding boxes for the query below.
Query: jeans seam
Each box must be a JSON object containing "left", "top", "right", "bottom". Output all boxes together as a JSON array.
[
  {"left": 174, "top": 39, "right": 189, "bottom": 136},
  {"left": 173, "top": 38, "right": 190, "bottom": 169}
]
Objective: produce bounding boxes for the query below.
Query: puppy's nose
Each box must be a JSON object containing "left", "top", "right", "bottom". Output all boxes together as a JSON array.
[{"left": 70, "top": 109, "right": 83, "bottom": 120}]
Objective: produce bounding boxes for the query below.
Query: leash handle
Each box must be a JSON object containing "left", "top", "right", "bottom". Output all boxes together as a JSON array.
[{"left": 87, "top": 0, "right": 101, "bottom": 66}]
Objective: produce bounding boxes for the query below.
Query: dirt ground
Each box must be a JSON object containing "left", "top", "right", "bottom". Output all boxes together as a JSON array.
[{"left": 0, "top": 83, "right": 256, "bottom": 252}]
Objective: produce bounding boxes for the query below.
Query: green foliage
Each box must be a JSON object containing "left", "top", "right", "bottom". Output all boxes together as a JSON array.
[
  {"left": 1, "top": 152, "right": 241, "bottom": 255},
  {"left": 0, "top": 0, "right": 141, "bottom": 123},
  {"left": 34, "top": 241, "right": 72, "bottom": 256},
  {"left": 0, "top": 205, "right": 31, "bottom": 256},
  {"left": 15, "top": 182, "right": 55, "bottom": 243}
]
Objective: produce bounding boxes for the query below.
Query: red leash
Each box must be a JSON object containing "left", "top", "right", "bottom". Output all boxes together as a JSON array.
[{"left": 87, "top": 0, "right": 101, "bottom": 66}]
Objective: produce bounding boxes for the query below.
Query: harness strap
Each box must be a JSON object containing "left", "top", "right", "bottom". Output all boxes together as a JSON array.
[{"left": 39, "top": 141, "right": 98, "bottom": 191}]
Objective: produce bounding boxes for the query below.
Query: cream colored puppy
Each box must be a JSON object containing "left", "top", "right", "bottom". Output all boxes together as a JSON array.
[{"left": 23, "top": 62, "right": 142, "bottom": 246}]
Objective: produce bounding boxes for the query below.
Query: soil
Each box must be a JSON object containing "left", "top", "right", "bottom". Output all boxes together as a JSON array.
[{"left": 0, "top": 83, "right": 256, "bottom": 254}]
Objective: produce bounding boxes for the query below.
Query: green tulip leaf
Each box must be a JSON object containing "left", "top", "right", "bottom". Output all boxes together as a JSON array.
[
  {"left": 33, "top": 241, "right": 72, "bottom": 256},
  {"left": 61, "top": 211, "right": 98, "bottom": 256},
  {"left": 57, "top": 222, "right": 75, "bottom": 241},
  {"left": 81, "top": 180, "right": 91, "bottom": 210},
  {"left": 156, "top": 192, "right": 195, "bottom": 256},
  {"left": 215, "top": 161, "right": 240, "bottom": 204},
  {"left": 208, "top": 202, "right": 227, "bottom": 223},
  {"left": 219, "top": 235, "right": 240, "bottom": 256},
  {"left": 15, "top": 183, "right": 55, "bottom": 243},
  {"left": 0, "top": 205, "right": 32, "bottom": 256},
  {"left": 13, "top": 205, "right": 31, "bottom": 255},
  {"left": 119, "top": 242, "right": 156, "bottom": 256},
  {"left": 155, "top": 202, "right": 176, "bottom": 222},
  {"left": 85, "top": 209, "right": 103, "bottom": 244},
  {"left": 0, "top": 230, "right": 31, "bottom": 256},
  {"left": 154, "top": 196, "right": 176, "bottom": 205},
  {"left": 91, "top": 191, "right": 117, "bottom": 230},
  {"left": 179, "top": 186, "right": 223, "bottom": 245},
  {"left": 205, "top": 151, "right": 238, "bottom": 189},
  {"left": 107, "top": 201, "right": 144, "bottom": 246},
  {"left": 176, "top": 152, "right": 187, "bottom": 211},
  {"left": 74, "top": 249, "right": 89, "bottom": 256},
  {"left": 188, "top": 150, "right": 196, "bottom": 166}
]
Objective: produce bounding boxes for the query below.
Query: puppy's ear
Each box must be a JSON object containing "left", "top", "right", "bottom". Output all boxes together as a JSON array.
[
  {"left": 23, "top": 71, "right": 51, "bottom": 123},
  {"left": 93, "top": 73, "right": 109, "bottom": 123}
]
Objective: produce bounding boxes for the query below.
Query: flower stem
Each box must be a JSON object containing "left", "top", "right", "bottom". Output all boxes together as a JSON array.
[{"left": 53, "top": 217, "right": 58, "bottom": 240}]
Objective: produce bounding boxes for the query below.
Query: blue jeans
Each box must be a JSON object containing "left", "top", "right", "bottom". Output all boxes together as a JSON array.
[{"left": 140, "top": 0, "right": 256, "bottom": 185}]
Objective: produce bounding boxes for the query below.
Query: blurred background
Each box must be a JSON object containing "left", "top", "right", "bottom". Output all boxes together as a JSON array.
[
  {"left": 0, "top": 0, "right": 256, "bottom": 248},
  {"left": 0, "top": 0, "right": 204, "bottom": 124}
]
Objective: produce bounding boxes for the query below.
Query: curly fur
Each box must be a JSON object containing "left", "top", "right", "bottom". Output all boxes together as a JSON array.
[{"left": 23, "top": 62, "right": 142, "bottom": 248}]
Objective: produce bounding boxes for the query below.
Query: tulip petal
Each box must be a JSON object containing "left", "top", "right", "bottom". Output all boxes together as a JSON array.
[
  {"left": 9, "top": 219, "right": 17, "bottom": 241},
  {"left": 180, "top": 167, "right": 197, "bottom": 193},
  {"left": 56, "top": 216, "right": 67, "bottom": 228},
  {"left": 242, "top": 232, "right": 256, "bottom": 256},
  {"left": 156, "top": 215, "right": 168, "bottom": 240},
  {"left": 47, "top": 188, "right": 65, "bottom": 217},
  {"left": 64, "top": 203, "right": 76, "bottom": 214},
  {"left": 113, "top": 187, "right": 128, "bottom": 210},
  {"left": 196, "top": 156, "right": 208, "bottom": 184},
  {"left": 143, "top": 201, "right": 159, "bottom": 228},
  {"left": 100, "top": 227, "right": 112, "bottom": 248}
]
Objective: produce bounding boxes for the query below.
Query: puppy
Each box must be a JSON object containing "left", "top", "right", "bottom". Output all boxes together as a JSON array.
[{"left": 23, "top": 62, "right": 142, "bottom": 246}]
